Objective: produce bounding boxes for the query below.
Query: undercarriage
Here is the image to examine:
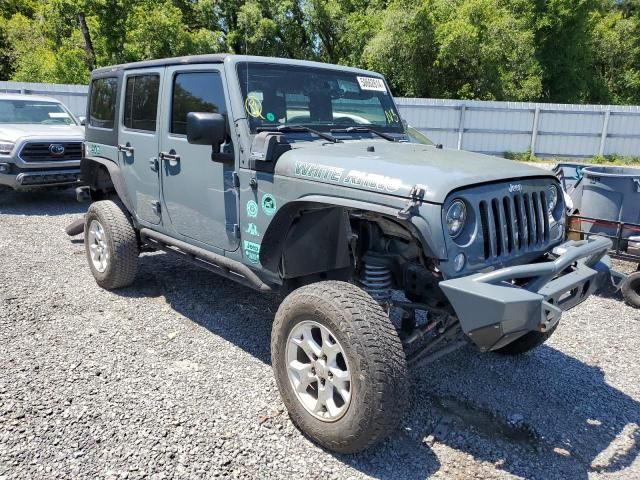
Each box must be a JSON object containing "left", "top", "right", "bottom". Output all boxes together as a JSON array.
[{"left": 352, "top": 214, "right": 613, "bottom": 366}]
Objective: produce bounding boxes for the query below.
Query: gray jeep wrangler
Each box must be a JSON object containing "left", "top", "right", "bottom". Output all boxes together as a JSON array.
[{"left": 77, "top": 54, "right": 612, "bottom": 453}]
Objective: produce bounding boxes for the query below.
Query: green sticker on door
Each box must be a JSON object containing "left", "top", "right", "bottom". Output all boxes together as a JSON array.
[
  {"left": 261, "top": 193, "right": 277, "bottom": 216},
  {"left": 246, "top": 200, "right": 258, "bottom": 218},
  {"left": 246, "top": 223, "right": 260, "bottom": 237},
  {"left": 243, "top": 240, "right": 261, "bottom": 264}
]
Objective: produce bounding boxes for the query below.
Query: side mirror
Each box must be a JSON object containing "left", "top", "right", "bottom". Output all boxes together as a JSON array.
[
  {"left": 78, "top": 116, "right": 87, "bottom": 126},
  {"left": 187, "top": 112, "right": 226, "bottom": 152}
]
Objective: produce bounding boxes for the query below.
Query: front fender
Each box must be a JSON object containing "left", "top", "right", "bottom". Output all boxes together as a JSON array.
[{"left": 259, "top": 194, "right": 445, "bottom": 274}]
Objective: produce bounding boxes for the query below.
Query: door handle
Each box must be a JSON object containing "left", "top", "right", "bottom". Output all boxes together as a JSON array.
[
  {"left": 159, "top": 151, "right": 180, "bottom": 163},
  {"left": 118, "top": 144, "right": 134, "bottom": 155}
]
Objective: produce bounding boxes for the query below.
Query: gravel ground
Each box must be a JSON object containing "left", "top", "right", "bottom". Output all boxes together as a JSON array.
[{"left": 0, "top": 189, "right": 639, "bottom": 480}]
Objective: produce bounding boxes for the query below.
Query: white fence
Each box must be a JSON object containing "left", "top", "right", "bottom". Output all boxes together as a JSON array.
[
  {"left": 2, "top": 80, "right": 640, "bottom": 159},
  {"left": 396, "top": 97, "right": 640, "bottom": 159}
]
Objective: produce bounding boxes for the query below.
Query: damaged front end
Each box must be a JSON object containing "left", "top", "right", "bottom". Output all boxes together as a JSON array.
[{"left": 439, "top": 236, "right": 612, "bottom": 352}]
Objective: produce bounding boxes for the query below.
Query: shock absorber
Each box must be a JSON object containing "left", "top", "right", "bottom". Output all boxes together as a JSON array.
[{"left": 360, "top": 255, "right": 393, "bottom": 305}]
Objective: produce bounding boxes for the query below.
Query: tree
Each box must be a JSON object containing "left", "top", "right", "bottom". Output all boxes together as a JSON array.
[
  {"left": 363, "top": 0, "right": 542, "bottom": 100},
  {"left": 363, "top": 1, "right": 438, "bottom": 97},
  {"left": 530, "top": 0, "right": 600, "bottom": 102},
  {"left": 0, "top": 0, "right": 638, "bottom": 106},
  {"left": 585, "top": 0, "right": 640, "bottom": 105}
]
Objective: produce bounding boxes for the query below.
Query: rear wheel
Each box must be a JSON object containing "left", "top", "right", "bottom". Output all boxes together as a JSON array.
[
  {"left": 271, "top": 281, "right": 408, "bottom": 453},
  {"left": 622, "top": 271, "right": 640, "bottom": 309},
  {"left": 84, "top": 200, "right": 139, "bottom": 289},
  {"left": 494, "top": 323, "right": 559, "bottom": 356}
]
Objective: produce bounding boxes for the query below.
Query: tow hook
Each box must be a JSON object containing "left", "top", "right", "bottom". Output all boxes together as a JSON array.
[{"left": 398, "top": 184, "right": 426, "bottom": 219}]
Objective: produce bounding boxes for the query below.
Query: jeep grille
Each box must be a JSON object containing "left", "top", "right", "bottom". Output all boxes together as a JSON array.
[
  {"left": 19, "top": 142, "right": 82, "bottom": 162},
  {"left": 478, "top": 191, "right": 549, "bottom": 259}
]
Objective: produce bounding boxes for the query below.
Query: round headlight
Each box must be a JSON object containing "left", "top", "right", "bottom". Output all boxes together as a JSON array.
[
  {"left": 547, "top": 184, "right": 559, "bottom": 215},
  {"left": 446, "top": 199, "right": 467, "bottom": 238}
]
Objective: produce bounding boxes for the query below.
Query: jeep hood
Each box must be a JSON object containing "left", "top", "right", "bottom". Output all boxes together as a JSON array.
[
  {"left": 0, "top": 124, "right": 84, "bottom": 142},
  {"left": 275, "top": 141, "right": 554, "bottom": 204}
]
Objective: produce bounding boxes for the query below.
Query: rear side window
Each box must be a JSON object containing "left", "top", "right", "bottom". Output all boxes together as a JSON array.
[
  {"left": 89, "top": 77, "right": 117, "bottom": 129},
  {"left": 171, "top": 72, "right": 226, "bottom": 135},
  {"left": 123, "top": 74, "right": 160, "bottom": 132}
]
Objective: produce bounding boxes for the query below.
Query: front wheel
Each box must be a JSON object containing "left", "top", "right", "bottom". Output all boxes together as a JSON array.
[{"left": 271, "top": 281, "right": 408, "bottom": 453}]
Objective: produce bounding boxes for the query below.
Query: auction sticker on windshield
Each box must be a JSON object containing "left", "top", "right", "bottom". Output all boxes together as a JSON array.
[{"left": 357, "top": 76, "right": 387, "bottom": 92}]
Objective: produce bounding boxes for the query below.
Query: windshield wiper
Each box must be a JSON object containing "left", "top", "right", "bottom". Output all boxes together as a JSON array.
[
  {"left": 330, "top": 126, "right": 398, "bottom": 142},
  {"left": 257, "top": 124, "right": 341, "bottom": 143}
]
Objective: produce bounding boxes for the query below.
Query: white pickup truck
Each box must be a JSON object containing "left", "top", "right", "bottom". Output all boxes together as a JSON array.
[{"left": 0, "top": 93, "right": 84, "bottom": 191}]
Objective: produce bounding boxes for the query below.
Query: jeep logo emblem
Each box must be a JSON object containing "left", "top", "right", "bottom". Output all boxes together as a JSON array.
[
  {"left": 508, "top": 183, "right": 523, "bottom": 193},
  {"left": 49, "top": 144, "right": 65, "bottom": 156}
]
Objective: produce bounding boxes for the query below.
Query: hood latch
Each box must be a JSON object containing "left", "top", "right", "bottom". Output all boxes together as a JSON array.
[{"left": 398, "top": 184, "right": 426, "bottom": 219}]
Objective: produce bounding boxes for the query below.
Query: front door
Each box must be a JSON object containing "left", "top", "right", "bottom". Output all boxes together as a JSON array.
[
  {"left": 118, "top": 68, "right": 162, "bottom": 225},
  {"left": 159, "top": 65, "right": 239, "bottom": 251}
]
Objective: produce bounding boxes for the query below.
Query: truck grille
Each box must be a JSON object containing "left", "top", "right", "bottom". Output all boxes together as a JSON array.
[
  {"left": 478, "top": 191, "right": 550, "bottom": 259},
  {"left": 19, "top": 142, "right": 82, "bottom": 162}
]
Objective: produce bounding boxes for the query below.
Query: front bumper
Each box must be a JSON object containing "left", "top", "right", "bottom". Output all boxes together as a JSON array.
[
  {"left": 0, "top": 167, "right": 81, "bottom": 190},
  {"left": 439, "top": 236, "right": 612, "bottom": 351}
]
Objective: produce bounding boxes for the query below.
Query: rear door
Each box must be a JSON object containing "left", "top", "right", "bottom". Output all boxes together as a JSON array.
[
  {"left": 159, "top": 65, "right": 238, "bottom": 251},
  {"left": 118, "top": 68, "right": 163, "bottom": 224}
]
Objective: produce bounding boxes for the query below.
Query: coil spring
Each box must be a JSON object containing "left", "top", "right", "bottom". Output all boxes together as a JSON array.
[{"left": 360, "top": 261, "right": 392, "bottom": 305}]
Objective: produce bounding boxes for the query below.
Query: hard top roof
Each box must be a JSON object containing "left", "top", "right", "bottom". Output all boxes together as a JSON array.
[{"left": 91, "top": 54, "right": 383, "bottom": 78}]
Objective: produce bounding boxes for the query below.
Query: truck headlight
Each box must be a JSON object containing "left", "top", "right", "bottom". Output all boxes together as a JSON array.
[
  {"left": 0, "top": 141, "right": 15, "bottom": 155},
  {"left": 446, "top": 199, "right": 467, "bottom": 238},
  {"left": 547, "top": 184, "right": 559, "bottom": 215}
]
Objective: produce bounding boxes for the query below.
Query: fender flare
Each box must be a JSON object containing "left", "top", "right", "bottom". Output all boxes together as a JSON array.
[
  {"left": 259, "top": 194, "right": 442, "bottom": 274},
  {"left": 81, "top": 156, "right": 134, "bottom": 214}
]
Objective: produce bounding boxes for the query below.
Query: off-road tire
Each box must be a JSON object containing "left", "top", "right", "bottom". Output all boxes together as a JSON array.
[
  {"left": 621, "top": 271, "right": 640, "bottom": 309},
  {"left": 494, "top": 323, "right": 559, "bottom": 356},
  {"left": 271, "top": 281, "right": 408, "bottom": 454},
  {"left": 84, "top": 200, "right": 139, "bottom": 289}
]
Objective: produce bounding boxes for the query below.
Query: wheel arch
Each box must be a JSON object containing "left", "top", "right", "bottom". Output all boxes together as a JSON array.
[
  {"left": 81, "top": 156, "right": 134, "bottom": 214},
  {"left": 259, "top": 195, "right": 438, "bottom": 277}
]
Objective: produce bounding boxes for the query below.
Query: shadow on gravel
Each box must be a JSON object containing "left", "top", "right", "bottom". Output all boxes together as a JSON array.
[
  {"left": 0, "top": 188, "right": 85, "bottom": 216},
  {"left": 116, "top": 252, "right": 279, "bottom": 364},
  {"left": 403, "top": 347, "right": 640, "bottom": 480},
  {"left": 111, "top": 251, "right": 639, "bottom": 480}
]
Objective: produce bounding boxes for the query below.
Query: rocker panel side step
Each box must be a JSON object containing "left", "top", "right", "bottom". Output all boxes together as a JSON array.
[{"left": 139, "top": 228, "right": 272, "bottom": 292}]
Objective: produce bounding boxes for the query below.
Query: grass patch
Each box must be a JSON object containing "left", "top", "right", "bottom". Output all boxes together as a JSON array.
[
  {"left": 504, "top": 150, "right": 640, "bottom": 166},
  {"left": 504, "top": 149, "right": 537, "bottom": 162}
]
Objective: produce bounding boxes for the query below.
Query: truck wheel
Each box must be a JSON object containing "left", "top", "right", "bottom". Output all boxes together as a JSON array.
[
  {"left": 493, "top": 323, "right": 559, "bottom": 356},
  {"left": 271, "top": 281, "right": 408, "bottom": 453},
  {"left": 622, "top": 271, "right": 640, "bottom": 309},
  {"left": 84, "top": 200, "right": 139, "bottom": 290}
]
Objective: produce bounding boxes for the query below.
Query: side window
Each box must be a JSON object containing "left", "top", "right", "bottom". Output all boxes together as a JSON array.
[
  {"left": 123, "top": 74, "right": 160, "bottom": 132},
  {"left": 171, "top": 72, "right": 226, "bottom": 135},
  {"left": 89, "top": 77, "right": 117, "bottom": 129}
]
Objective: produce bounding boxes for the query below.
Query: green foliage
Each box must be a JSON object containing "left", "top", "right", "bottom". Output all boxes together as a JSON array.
[
  {"left": 0, "top": 0, "right": 638, "bottom": 107},
  {"left": 504, "top": 151, "right": 640, "bottom": 165},
  {"left": 591, "top": 154, "right": 640, "bottom": 165},
  {"left": 504, "top": 149, "right": 537, "bottom": 162}
]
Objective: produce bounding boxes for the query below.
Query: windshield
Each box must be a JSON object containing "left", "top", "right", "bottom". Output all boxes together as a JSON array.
[
  {"left": 0, "top": 99, "right": 77, "bottom": 125},
  {"left": 237, "top": 62, "right": 404, "bottom": 134}
]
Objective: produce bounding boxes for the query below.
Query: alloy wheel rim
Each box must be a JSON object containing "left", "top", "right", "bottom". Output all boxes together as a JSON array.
[
  {"left": 285, "top": 320, "right": 352, "bottom": 422},
  {"left": 87, "top": 219, "right": 109, "bottom": 273}
]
